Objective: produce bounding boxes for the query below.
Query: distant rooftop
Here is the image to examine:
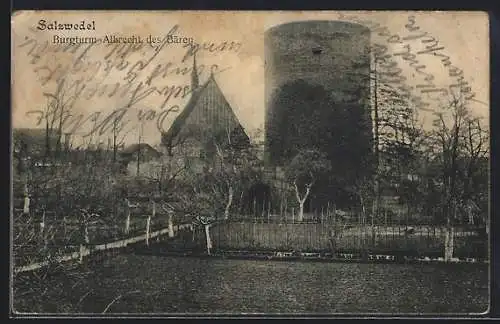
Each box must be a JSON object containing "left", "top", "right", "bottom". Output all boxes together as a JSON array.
[{"left": 121, "top": 143, "right": 162, "bottom": 158}]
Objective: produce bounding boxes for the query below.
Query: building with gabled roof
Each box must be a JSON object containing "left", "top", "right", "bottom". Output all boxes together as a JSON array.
[
  {"left": 161, "top": 55, "right": 250, "bottom": 165},
  {"left": 121, "top": 143, "right": 162, "bottom": 160},
  {"left": 13, "top": 128, "right": 62, "bottom": 158}
]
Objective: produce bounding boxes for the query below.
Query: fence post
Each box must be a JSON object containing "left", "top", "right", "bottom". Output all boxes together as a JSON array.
[
  {"left": 253, "top": 198, "right": 257, "bottom": 221},
  {"left": 79, "top": 244, "right": 84, "bottom": 264},
  {"left": 146, "top": 216, "right": 151, "bottom": 246},
  {"left": 23, "top": 194, "right": 30, "bottom": 215},
  {"left": 63, "top": 216, "right": 67, "bottom": 237},
  {"left": 168, "top": 213, "right": 174, "bottom": 238},
  {"left": 84, "top": 223, "right": 90, "bottom": 244},
  {"left": 279, "top": 190, "right": 284, "bottom": 218},
  {"left": 285, "top": 223, "right": 289, "bottom": 250},
  {"left": 40, "top": 210, "right": 46, "bottom": 237},
  {"left": 284, "top": 194, "right": 288, "bottom": 223},
  {"left": 125, "top": 208, "right": 131, "bottom": 235},
  {"left": 333, "top": 204, "right": 336, "bottom": 226},
  {"left": 22, "top": 173, "right": 30, "bottom": 214},
  {"left": 152, "top": 201, "right": 160, "bottom": 242},
  {"left": 267, "top": 200, "right": 271, "bottom": 223}
]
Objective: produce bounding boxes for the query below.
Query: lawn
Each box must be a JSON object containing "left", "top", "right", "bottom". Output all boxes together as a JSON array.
[{"left": 13, "top": 254, "right": 489, "bottom": 314}]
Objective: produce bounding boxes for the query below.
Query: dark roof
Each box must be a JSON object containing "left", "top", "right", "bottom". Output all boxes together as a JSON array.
[
  {"left": 161, "top": 74, "right": 250, "bottom": 148},
  {"left": 13, "top": 128, "right": 59, "bottom": 141},
  {"left": 13, "top": 128, "right": 60, "bottom": 155},
  {"left": 162, "top": 83, "right": 209, "bottom": 144},
  {"left": 121, "top": 143, "right": 162, "bottom": 157}
]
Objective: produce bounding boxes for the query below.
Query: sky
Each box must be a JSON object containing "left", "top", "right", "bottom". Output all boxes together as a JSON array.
[{"left": 11, "top": 11, "right": 489, "bottom": 148}]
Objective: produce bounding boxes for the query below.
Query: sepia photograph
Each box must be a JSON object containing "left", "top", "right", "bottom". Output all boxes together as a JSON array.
[{"left": 10, "top": 10, "right": 490, "bottom": 316}]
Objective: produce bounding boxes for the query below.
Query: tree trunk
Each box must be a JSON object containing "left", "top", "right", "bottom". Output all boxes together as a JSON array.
[
  {"left": 333, "top": 206, "right": 337, "bottom": 226},
  {"left": 372, "top": 61, "right": 381, "bottom": 238},
  {"left": 406, "top": 203, "right": 410, "bottom": 226},
  {"left": 294, "top": 181, "right": 311, "bottom": 223},
  {"left": 40, "top": 224, "right": 48, "bottom": 250},
  {"left": 146, "top": 216, "right": 151, "bottom": 246},
  {"left": 125, "top": 208, "right": 131, "bottom": 235},
  {"left": 238, "top": 191, "right": 244, "bottom": 217},
  {"left": 113, "top": 121, "right": 118, "bottom": 163},
  {"left": 298, "top": 202, "right": 305, "bottom": 222},
  {"left": 63, "top": 216, "right": 67, "bottom": 237},
  {"left": 224, "top": 185, "right": 233, "bottom": 220},
  {"left": 205, "top": 224, "right": 212, "bottom": 255},
  {"left": 84, "top": 225, "right": 90, "bottom": 244},
  {"left": 79, "top": 244, "right": 84, "bottom": 264},
  {"left": 329, "top": 235, "right": 337, "bottom": 255},
  {"left": 23, "top": 181, "right": 30, "bottom": 215},
  {"left": 444, "top": 225, "right": 454, "bottom": 262},
  {"left": 372, "top": 177, "right": 380, "bottom": 226},
  {"left": 279, "top": 190, "right": 284, "bottom": 218},
  {"left": 168, "top": 213, "right": 174, "bottom": 238},
  {"left": 152, "top": 201, "right": 157, "bottom": 242},
  {"left": 444, "top": 199, "right": 457, "bottom": 262},
  {"left": 267, "top": 200, "right": 271, "bottom": 223},
  {"left": 40, "top": 210, "right": 46, "bottom": 236},
  {"left": 359, "top": 193, "right": 366, "bottom": 225}
]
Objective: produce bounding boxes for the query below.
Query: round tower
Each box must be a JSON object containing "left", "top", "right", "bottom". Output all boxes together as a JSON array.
[
  {"left": 264, "top": 20, "right": 373, "bottom": 208},
  {"left": 265, "top": 20, "right": 372, "bottom": 164}
]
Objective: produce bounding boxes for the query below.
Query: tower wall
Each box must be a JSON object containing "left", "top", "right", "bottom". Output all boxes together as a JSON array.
[{"left": 264, "top": 20, "right": 372, "bottom": 168}]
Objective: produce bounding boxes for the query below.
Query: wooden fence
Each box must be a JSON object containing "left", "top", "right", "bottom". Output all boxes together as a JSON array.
[
  {"left": 205, "top": 221, "right": 488, "bottom": 258},
  {"left": 14, "top": 223, "right": 192, "bottom": 274}
]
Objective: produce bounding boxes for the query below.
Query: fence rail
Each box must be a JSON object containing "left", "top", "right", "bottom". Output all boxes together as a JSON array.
[
  {"left": 225, "top": 212, "right": 487, "bottom": 226},
  {"left": 13, "top": 223, "right": 192, "bottom": 274},
  {"left": 201, "top": 221, "right": 488, "bottom": 259}
]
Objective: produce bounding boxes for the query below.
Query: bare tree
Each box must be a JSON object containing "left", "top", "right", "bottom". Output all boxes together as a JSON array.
[
  {"left": 348, "top": 48, "right": 426, "bottom": 228},
  {"left": 136, "top": 123, "right": 144, "bottom": 176},
  {"left": 197, "top": 127, "right": 259, "bottom": 221},
  {"left": 347, "top": 177, "right": 373, "bottom": 226},
  {"left": 78, "top": 208, "right": 101, "bottom": 244},
  {"left": 111, "top": 115, "right": 129, "bottom": 164},
  {"left": 143, "top": 153, "right": 188, "bottom": 196},
  {"left": 41, "top": 77, "right": 82, "bottom": 160},
  {"left": 285, "top": 149, "right": 332, "bottom": 222},
  {"left": 424, "top": 91, "right": 489, "bottom": 261},
  {"left": 123, "top": 198, "right": 139, "bottom": 235},
  {"left": 181, "top": 184, "right": 218, "bottom": 255}
]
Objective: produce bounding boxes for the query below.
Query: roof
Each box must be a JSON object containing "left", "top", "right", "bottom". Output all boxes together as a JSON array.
[
  {"left": 13, "top": 128, "right": 59, "bottom": 142},
  {"left": 121, "top": 143, "right": 162, "bottom": 157},
  {"left": 12, "top": 128, "right": 60, "bottom": 155},
  {"left": 161, "top": 74, "right": 250, "bottom": 148}
]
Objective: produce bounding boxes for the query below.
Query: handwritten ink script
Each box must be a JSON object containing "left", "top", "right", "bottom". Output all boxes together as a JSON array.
[
  {"left": 338, "top": 13, "right": 483, "bottom": 113},
  {"left": 13, "top": 12, "right": 486, "bottom": 147},
  {"left": 17, "top": 24, "right": 241, "bottom": 140}
]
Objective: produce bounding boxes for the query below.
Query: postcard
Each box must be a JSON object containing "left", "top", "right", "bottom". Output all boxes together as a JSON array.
[{"left": 11, "top": 10, "right": 490, "bottom": 316}]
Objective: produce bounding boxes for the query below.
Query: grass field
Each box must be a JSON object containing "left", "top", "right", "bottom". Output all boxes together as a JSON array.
[{"left": 13, "top": 254, "right": 489, "bottom": 314}]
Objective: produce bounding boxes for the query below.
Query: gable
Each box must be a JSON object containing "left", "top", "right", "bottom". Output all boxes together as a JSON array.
[
  {"left": 180, "top": 77, "right": 239, "bottom": 135},
  {"left": 162, "top": 75, "right": 249, "bottom": 149}
]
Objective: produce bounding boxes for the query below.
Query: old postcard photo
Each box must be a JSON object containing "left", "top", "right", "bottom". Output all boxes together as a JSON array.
[{"left": 11, "top": 10, "right": 490, "bottom": 316}]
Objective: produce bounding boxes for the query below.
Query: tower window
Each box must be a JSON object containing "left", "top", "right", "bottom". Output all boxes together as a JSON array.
[{"left": 312, "top": 47, "right": 323, "bottom": 55}]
